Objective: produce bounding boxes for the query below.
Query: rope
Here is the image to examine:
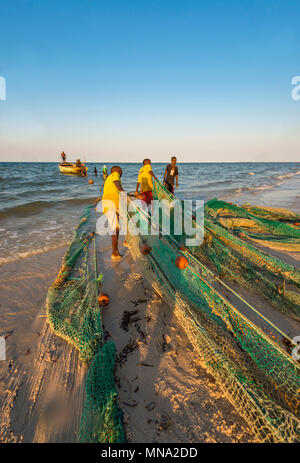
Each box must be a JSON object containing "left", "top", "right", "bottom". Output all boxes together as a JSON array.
[{"left": 93, "top": 234, "right": 98, "bottom": 281}]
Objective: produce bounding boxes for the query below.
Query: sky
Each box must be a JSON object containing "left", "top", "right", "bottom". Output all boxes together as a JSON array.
[{"left": 0, "top": 0, "right": 300, "bottom": 162}]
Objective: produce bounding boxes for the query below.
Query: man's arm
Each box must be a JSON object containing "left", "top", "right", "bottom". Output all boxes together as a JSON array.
[
  {"left": 135, "top": 182, "right": 140, "bottom": 195},
  {"left": 149, "top": 171, "right": 157, "bottom": 181},
  {"left": 114, "top": 180, "right": 124, "bottom": 192},
  {"left": 163, "top": 167, "right": 168, "bottom": 181},
  {"left": 175, "top": 174, "right": 178, "bottom": 188}
]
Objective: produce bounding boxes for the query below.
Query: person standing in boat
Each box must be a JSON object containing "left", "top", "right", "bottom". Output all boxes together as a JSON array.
[
  {"left": 60, "top": 151, "right": 66, "bottom": 162},
  {"left": 135, "top": 159, "right": 157, "bottom": 205},
  {"left": 163, "top": 156, "right": 178, "bottom": 194},
  {"left": 101, "top": 166, "right": 126, "bottom": 260}
]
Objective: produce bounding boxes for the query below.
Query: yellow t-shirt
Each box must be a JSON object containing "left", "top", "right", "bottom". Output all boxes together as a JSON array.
[
  {"left": 102, "top": 171, "right": 121, "bottom": 214},
  {"left": 137, "top": 164, "right": 153, "bottom": 193}
]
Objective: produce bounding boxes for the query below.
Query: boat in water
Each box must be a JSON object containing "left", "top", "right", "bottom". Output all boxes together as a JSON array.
[{"left": 58, "top": 162, "right": 88, "bottom": 176}]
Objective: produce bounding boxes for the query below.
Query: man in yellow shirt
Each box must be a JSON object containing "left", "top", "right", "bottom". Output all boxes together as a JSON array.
[
  {"left": 135, "top": 159, "right": 156, "bottom": 205},
  {"left": 101, "top": 166, "right": 125, "bottom": 260}
]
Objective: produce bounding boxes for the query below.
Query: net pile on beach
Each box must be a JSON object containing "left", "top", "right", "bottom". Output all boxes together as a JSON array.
[
  {"left": 46, "top": 205, "right": 125, "bottom": 443},
  {"left": 125, "top": 179, "right": 300, "bottom": 443}
]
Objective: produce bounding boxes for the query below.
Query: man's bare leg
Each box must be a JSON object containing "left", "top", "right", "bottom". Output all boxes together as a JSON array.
[{"left": 111, "top": 228, "right": 123, "bottom": 260}]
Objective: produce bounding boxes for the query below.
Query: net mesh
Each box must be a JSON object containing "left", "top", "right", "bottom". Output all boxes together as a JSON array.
[
  {"left": 125, "top": 180, "right": 300, "bottom": 443},
  {"left": 46, "top": 205, "right": 125, "bottom": 443}
]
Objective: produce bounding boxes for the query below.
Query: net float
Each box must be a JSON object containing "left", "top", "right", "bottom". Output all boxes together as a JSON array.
[
  {"left": 140, "top": 243, "right": 152, "bottom": 255},
  {"left": 175, "top": 256, "right": 188, "bottom": 269},
  {"left": 98, "top": 293, "right": 110, "bottom": 307},
  {"left": 88, "top": 179, "right": 94, "bottom": 184}
]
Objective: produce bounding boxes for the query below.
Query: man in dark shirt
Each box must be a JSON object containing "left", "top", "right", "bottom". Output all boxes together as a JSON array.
[{"left": 163, "top": 156, "right": 178, "bottom": 194}]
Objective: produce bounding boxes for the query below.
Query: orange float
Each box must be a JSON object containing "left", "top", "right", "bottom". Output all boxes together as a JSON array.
[
  {"left": 88, "top": 179, "right": 94, "bottom": 184},
  {"left": 98, "top": 293, "right": 110, "bottom": 307},
  {"left": 140, "top": 243, "right": 152, "bottom": 255},
  {"left": 175, "top": 256, "right": 188, "bottom": 269}
]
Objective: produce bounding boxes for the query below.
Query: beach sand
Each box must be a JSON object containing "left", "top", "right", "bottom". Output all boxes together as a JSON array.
[
  {"left": 0, "top": 235, "right": 256, "bottom": 443},
  {"left": 0, "top": 247, "right": 86, "bottom": 442}
]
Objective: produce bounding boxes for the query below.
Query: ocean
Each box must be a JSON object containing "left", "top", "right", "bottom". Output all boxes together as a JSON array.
[{"left": 0, "top": 161, "right": 299, "bottom": 266}]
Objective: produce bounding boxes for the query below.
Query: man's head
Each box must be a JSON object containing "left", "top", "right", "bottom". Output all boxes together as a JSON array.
[
  {"left": 143, "top": 159, "right": 151, "bottom": 165},
  {"left": 111, "top": 165, "right": 123, "bottom": 176},
  {"left": 171, "top": 156, "right": 177, "bottom": 165}
]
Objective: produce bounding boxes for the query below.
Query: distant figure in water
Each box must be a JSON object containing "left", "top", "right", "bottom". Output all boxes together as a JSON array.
[
  {"left": 163, "top": 156, "right": 178, "bottom": 194},
  {"left": 93, "top": 166, "right": 98, "bottom": 176},
  {"left": 76, "top": 159, "right": 87, "bottom": 176},
  {"left": 102, "top": 165, "right": 108, "bottom": 180},
  {"left": 61, "top": 151, "right": 66, "bottom": 162}
]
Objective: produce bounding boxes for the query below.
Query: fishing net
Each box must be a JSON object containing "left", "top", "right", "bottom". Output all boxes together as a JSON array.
[
  {"left": 125, "top": 180, "right": 300, "bottom": 443},
  {"left": 197, "top": 200, "right": 300, "bottom": 321},
  {"left": 46, "top": 205, "right": 125, "bottom": 443},
  {"left": 206, "top": 199, "right": 300, "bottom": 251}
]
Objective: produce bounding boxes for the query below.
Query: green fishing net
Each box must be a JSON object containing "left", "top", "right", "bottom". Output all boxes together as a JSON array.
[
  {"left": 125, "top": 180, "right": 300, "bottom": 443},
  {"left": 46, "top": 205, "right": 125, "bottom": 443}
]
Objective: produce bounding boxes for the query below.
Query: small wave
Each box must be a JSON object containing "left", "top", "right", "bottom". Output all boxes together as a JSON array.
[
  {"left": 0, "top": 200, "right": 56, "bottom": 219},
  {"left": 220, "top": 169, "right": 300, "bottom": 200},
  {"left": 0, "top": 242, "right": 68, "bottom": 266},
  {"left": 220, "top": 183, "right": 276, "bottom": 199},
  {"left": 0, "top": 197, "right": 97, "bottom": 219},
  {"left": 274, "top": 170, "right": 300, "bottom": 181},
  {"left": 57, "top": 197, "right": 97, "bottom": 207}
]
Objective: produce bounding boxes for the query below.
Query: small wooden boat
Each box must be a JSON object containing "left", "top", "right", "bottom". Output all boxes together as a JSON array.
[{"left": 58, "top": 162, "right": 88, "bottom": 176}]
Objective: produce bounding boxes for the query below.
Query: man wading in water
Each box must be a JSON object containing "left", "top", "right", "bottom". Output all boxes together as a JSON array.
[{"left": 163, "top": 156, "right": 179, "bottom": 194}]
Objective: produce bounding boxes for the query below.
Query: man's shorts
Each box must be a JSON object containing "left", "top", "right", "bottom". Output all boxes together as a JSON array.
[
  {"left": 104, "top": 209, "right": 119, "bottom": 234},
  {"left": 140, "top": 191, "right": 153, "bottom": 206},
  {"left": 164, "top": 181, "right": 174, "bottom": 194}
]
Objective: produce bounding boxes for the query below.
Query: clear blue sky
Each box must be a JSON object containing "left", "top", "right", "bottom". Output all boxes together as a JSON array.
[{"left": 0, "top": 0, "right": 300, "bottom": 162}]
